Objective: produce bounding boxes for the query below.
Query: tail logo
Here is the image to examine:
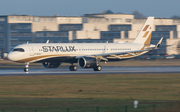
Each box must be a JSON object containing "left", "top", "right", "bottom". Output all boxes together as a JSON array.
[
  {"left": 132, "top": 17, "right": 154, "bottom": 44},
  {"left": 143, "top": 31, "right": 149, "bottom": 38},
  {"left": 143, "top": 25, "right": 149, "bottom": 31}
]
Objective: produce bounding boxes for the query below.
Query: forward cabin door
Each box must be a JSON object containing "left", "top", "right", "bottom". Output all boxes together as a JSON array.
[{"left": 28, "top": 45, "right": 34, "bottom": 56}]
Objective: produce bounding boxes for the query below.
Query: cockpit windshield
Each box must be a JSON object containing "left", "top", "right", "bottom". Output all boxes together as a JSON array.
[{"left": 12, "top": 48, "right": 25, "bottom": 52}]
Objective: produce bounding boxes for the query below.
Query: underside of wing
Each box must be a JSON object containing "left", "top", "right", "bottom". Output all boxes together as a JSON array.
[{"left": 76, "top": 49, "right": 149, "bottom": 61}]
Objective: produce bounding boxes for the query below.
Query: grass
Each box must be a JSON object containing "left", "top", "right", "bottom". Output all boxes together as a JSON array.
[
  {"left": 0, "top": 59, "right": 180, "bottom": 111},
  {"left": 0, "top": 73, "right": 179, "bottom": 111},
  {"left": 0, "top": 73, "right": 179, "bottom": 100}
]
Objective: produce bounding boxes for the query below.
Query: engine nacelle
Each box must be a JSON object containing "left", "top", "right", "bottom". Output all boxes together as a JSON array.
[
  {"left": 78, "top": 57, "right": 96, "bottom": 68},
  {"left": 42, "top": 62, "right": 61, "bottom": 68}
]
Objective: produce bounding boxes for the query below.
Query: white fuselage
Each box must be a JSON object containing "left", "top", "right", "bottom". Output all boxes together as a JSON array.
[{"left": 7, "top": 43, "right": 150, "bottom": 63}]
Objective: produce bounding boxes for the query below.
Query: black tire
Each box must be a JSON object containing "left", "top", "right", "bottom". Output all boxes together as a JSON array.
[
  {"left": 69, "top": 65, "right": 77, "bottom": 71},
  {"left": 93, "top": 65, "right": 102, "bottom": 71},
  {"left": 24, "top": 68, "right": 28, "bottom": 72}
]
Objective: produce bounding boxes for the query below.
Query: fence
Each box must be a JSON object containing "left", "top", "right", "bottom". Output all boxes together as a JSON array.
[{"left": 0, "top": 103, "right": 178, "bottom": 112}]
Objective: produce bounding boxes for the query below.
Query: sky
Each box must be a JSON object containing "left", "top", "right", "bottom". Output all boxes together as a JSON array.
[{"left": 0, "top": 0, "right": 179, "bottom": 18}]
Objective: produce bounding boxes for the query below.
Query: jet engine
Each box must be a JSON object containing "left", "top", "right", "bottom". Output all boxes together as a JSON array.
[
  {"left": 42, "top": 62, "right": 61, "bottom": 68},
  {"left": 78, "top": 57, "right": 97, "bottom": 68}
]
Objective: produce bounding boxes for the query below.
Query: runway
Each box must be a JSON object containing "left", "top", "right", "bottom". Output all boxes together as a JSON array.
[{"left": 0, "top": 66, "right": 180, "bottom": 76}]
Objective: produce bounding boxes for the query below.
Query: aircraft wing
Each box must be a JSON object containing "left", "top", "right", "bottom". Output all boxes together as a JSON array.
[
  {"left": 75, "top": 37, "right": 163, "bottom": 60},
  {"left": 75, "top": 49, "right": 148, "bottom": 59}
]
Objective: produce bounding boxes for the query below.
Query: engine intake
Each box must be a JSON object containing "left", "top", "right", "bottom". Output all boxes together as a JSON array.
[
  {"left": 78, "top": 57, "right": 96, "bottom": 68},
  {"left": 42, "top": 62, "right": 61, "bottom": 68}
]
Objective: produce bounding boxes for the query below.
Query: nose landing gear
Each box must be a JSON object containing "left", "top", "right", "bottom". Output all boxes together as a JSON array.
[{"left": 24, "top": 63, "right": 29, "bottom": 72}]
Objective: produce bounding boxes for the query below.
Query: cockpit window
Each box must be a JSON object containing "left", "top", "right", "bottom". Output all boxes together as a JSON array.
[{"left": 12, "top": 48, "right": 25, "bottom": 52}]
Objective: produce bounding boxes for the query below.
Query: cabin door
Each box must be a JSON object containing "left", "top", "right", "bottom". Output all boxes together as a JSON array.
[{"left": 28, "top": 45, "right": 34, "bottom": 56}]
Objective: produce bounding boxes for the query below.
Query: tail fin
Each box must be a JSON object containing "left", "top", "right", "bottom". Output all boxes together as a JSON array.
[{"left": 133, "top": 17, "right": 154, "bottom": 45}]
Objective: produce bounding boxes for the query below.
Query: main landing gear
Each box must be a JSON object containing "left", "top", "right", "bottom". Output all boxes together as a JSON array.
[
  {"left": 93, "top": 59, "right": 102, "bottom": 71},
  {"left": 69, "top": 65, "right": 77, "bottom": 71},
  {"left": 69, "top": 65, "right": 101, "bottom": 71},
  {"left": 93, "top": 65, "right": 102, "bottom": 71},
  {"left": 24, "top": 63, "right": 29, "bottom": 72}
]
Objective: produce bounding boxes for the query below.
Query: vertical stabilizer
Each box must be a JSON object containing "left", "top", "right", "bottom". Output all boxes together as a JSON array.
[{"left": 133, "top": 17, "right": 154, "bottom": 45}]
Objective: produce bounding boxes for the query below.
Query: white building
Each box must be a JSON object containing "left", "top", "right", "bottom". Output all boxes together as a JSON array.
[{"left": 0, "top": 11, "right": 180, "bottom": 55}]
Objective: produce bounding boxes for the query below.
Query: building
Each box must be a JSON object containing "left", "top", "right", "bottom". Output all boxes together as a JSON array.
[{"left": 0, "top": 11, "right": 180, "bottom": 55}]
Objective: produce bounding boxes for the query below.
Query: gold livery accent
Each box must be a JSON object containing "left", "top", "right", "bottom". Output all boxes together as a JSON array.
[
  {"left": 144, "top": 33, "right": 152, "bottom": 45},
  {"left": 143, "top": 31, "right": 149, "bottom": 38},
  {"left": 16, "top": 54, "right": 77, "bottom": 63},
  {"left": 143, "top": 25, "right": 149, "bottom": 31},
  {"left": 108, "top": 52, "right": 145, "bottom": 59}
]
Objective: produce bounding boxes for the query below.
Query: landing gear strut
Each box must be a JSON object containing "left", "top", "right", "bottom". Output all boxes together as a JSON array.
[
  {"left": 69, "top": 64, "right": 77, "bottom": 71},
  {"left": 24, "top": 63, "right": 29, "bottom": 72},
  {"left": 93, "top": 65, "right": 102, "bottom": 71},
  {"left": 93, "top": 59, "right": 102, "bottom": 71}
]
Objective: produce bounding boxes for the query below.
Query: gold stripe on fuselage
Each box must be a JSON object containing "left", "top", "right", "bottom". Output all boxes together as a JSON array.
[{"left": 16, "top": 54, "right": 77, "bottom": 62}]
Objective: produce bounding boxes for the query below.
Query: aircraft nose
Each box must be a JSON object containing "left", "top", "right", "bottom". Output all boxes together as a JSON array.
[{"left": 7, "top": 53, "right": 16, "bottom": 61}]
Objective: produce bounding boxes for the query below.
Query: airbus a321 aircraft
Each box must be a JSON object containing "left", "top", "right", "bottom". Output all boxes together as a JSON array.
[{"left": 7, "top": 17, "right": 163, "bottom": 72}]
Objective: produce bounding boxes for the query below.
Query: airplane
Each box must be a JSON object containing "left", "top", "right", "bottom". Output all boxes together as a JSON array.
[{"left": 7, "top": 17, "right": 163, "bottom": 72}]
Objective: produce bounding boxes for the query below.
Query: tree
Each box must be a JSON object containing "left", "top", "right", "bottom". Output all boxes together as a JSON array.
[
  {"left": 132, "top": 11, "right": 146, "bottom": 18},
  {"left": 102, "top": 10, "right": 114, "bottom": 14},
  {"left": 170, "top": 15, "right": 180, "bottom": 19}
]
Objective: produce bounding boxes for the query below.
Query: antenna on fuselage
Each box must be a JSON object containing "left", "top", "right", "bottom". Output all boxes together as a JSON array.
[
  {"left": 46, "top": 40, "right": 49, "bottom": 43},
  {"left": 106, "top": 41, "right": 108, "bottom": 43},
  {"left": 27, "top": 41, "right": 28, "bottom": 44}
]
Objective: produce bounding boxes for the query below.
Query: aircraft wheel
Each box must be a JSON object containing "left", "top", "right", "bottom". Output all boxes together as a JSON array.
[
  {"left": 24, "top": 63, "right": 29, "bottom": 72},
  {"left": 69, "top": 65, "right": 77, "bottom": 71},
  {"left": 24, "top": 68, "right": 28, "bottom": 72},
  {"left": 93, "top": 65, "right": 102, "bottom": 71}
]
